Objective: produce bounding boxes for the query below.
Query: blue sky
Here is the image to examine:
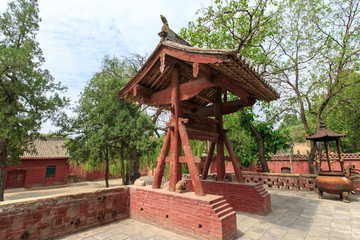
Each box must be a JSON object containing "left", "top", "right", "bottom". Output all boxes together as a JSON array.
[{"left": 0, "top": 0, "right": 212, "bottom": 133}]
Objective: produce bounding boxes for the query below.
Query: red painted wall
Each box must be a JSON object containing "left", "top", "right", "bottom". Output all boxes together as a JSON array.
[
  {"left": 262, "top": 154, "right": 360, "bottom": 174},
  {"left": 68, "top": 164, "right": 121, "bottom": 181},
  {"left": 208, "top": 154, "right": 360, "bottom": 175},
  {"left": 5, "top": 159, "right": 70, "bottom": 189}
]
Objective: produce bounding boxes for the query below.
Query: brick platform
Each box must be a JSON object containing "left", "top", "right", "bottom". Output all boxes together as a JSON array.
[
  {"left": 186, "top": 180, "right": 271, "bottom": 215},
  {"left": 0, "top": 187, "right": 129, "bottom": 240},
  {"left": 130, "top": 186, "right": 237, "bottom": 240}
]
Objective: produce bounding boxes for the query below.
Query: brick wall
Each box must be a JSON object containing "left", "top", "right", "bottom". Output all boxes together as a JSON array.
[
  {"left": 267, "top": 153, "right": 360, "bottom": 174},
  {"left": 6, "top": 159, "right": 69, "bottom": 189},
  {"left": 0, "top": 187, "right": 130, "bottom": 240},
  {"left": 205, "top": 153, "right": 360, "bottom": 175},
  {"left": 68, "top": 164, "right": 121, "bottom": 181},
  {"left": 130, "top": 186, "right": 237, "bottom": 240},
  {"left": 242, "top": 171, "right": 317, "bottom": 191},
  {"left": 186, "top": 180, "right": 271, "bottom": 215}
]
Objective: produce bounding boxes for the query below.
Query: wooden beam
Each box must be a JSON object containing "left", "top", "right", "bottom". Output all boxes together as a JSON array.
[
  {"left": 156, "top": 156, "right": 201, "bottom": 163},
  {"left": 150, "top": 77, "right": 217, "bottom": 105},
  {"left": 183, "top": 113, "right": 219, "bottom": 125},
  {"left": 152, "top": 130, "right": 171, "bottom": 189},
  {"left": 202, "top": 155, "right": 242, "bottom": 162},
  {"left": 133, "top": 84, "right": 155, "bottom": 102},
  {"left": 220, "top": 77, "right": 250, "bottom": 100},
  {"left": 196, "top": 98, "right": 256, "bottom": 117},
  {"left": 202, "top": 142, "right": 215, "bottom": 180},
  {"left": 183, "top": 113, "right": 218, "bottom": 134},
  {"left": 164, "top": 46, "right": 223, "bottom": 65},
  {"left": 187, "top": 128, "right": 219, "bottom": 142},
  {"left": 178, "top": 118, "right": 205, "bottom": 196},
  {"left": 181, "top": 101, "right": 202, "bottom": 113},
  {"left": 196, "top": 94, "right": 218, "bottom": 104}
]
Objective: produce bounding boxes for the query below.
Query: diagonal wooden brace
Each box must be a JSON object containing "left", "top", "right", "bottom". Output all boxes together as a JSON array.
[
  {"left": 152, "top": 129, "right": 171, "bottom": 189},
  {"left": 178, "top": 118, "right": 205, "bottom": 196},
  {"left": 223, "top": 132, "right": 244, "bottom": 183},
  {"left": 202, "top": 141, "right": 215, "bottom": 180}
]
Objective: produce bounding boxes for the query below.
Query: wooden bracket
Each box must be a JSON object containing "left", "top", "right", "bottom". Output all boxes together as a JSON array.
[
  {"left": 193, "top": 62, "right": 199, "bottom": 77},
  {"left": 160, "top": 52, "right": 166, "bottom": 73}
]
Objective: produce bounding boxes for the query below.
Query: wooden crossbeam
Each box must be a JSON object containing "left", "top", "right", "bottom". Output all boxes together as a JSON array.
[
  {"left": 195, "top": 99, "right": 256, "bottom": 117},
  {"left": 187, "top": 128, "right": 219, "bottom": 142},
  {"left": 220, "top": 77, "right": 250, "bottom": 101},
  {"left": 156, "top": 156, "right": 201, "bottom": 163},
  {"left": 133, "top": 84, "right": 155, "bottom": 102},
  {"left": 150, "top": 77, "right": 217, "bottom": 105}
]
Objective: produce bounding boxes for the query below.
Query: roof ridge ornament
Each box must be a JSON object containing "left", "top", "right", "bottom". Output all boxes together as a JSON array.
[{"left": 158, "top": 15, "right": 192, "bottom": 46}]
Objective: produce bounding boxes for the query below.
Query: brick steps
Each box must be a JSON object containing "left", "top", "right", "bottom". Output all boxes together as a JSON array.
[
  {"left": 186, "top": 180, "right": 271, "bottom": 215},
  {"left": 217, "top": 207, "right": 234, "bottom": 218}
]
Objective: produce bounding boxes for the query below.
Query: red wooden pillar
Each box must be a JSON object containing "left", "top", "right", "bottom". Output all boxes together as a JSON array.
[
  {"left": 169, "top": 64, "right": 182, "bottom": 192},
  {"left": 215, "top": 89, "right": 225, "bottom": 181}
]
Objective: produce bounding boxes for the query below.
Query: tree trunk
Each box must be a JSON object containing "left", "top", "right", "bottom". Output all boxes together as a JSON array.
[
  {"left": 104, "top": 147, "right": 109, "bottom": 188},
  {"left": 298, "top": 99, "right": 315, "bottom": 174},
  {"left": 249, "top": 124, "right": 270, "bottom": 172},
  {"left": 124, "top": 155, "right": 130, "bottom": 185},
  {"left": 120, "top": 146, "right": 126, "bottom": 185},
  {"left": 308, "top": 141, "right": 316, "bottom": 174},
  {"left": 0, "top": 139, "right": 9, "bottom": 201},
  {"left": 129, "top": 150, "right": 140, "bottom": 184}
]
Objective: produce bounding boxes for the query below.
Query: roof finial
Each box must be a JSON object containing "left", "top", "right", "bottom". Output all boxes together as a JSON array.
[
  {"left": 158, "top": 15, "right": 168, "bottom": 40},
  {"left": 158, "top": 15, "right": 192, "bottom": 46},
  {"left": 160, "top": 15, "right": 168, "bottom": 27}
]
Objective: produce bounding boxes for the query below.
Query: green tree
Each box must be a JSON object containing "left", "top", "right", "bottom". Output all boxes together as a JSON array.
[
  {"left": 225, "top": 107, "right": 291, "bottom": 171},
  {"left": 268, "top": 0, "right": 360, "bottom": 171},
  {"left": 180, "top": 0, "right": 289, "bottom": 172},
  {"left": 0, "top": 0, "right": 67, "bottom": 201},
  {"left": 64, "top": 57, "right": 155, "bottom": 187},
  {"left": 278, "top": 114, "right": 306, "bottom": 144},
  {"left": 317, "top": 72, "right": 360, "bottom": 152}
]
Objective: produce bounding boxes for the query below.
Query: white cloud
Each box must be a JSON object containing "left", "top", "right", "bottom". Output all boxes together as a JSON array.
[{"left": 1, "top": 0, "right": 213, "bottom": 133}]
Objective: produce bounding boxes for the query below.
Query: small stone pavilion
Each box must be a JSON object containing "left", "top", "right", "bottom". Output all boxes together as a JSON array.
[{"left": 117, "top": 17, "right": 279, "bottom": 239}]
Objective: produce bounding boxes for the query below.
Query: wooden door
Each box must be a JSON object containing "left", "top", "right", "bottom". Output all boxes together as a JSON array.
[{"left": 6, "top": 170, "right": 26, "bottom": 189}]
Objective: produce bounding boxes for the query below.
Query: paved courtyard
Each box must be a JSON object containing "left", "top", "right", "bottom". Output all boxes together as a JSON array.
[{"left": 58, "top": 189, "right": 360, "bottom": 240}]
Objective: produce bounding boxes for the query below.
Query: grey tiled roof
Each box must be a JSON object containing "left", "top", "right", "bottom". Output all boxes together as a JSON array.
[{"left": 22, "top": 137, "right": 70, "bottom": 159}]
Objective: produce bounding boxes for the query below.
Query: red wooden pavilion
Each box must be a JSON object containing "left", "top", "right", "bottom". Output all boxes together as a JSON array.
[{"left": 117, "top": 17, "right": 279, "bottom": 196}]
